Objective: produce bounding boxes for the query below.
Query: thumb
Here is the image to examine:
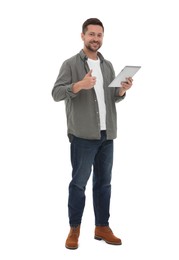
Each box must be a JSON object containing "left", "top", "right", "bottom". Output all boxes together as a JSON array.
[{"left": 86, "top": 69, "right": 92, "bottom": 77}]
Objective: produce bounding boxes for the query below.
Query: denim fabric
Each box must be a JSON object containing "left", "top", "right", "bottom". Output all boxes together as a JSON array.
[{"left": 68, "top": 131, "right": 113, "bottom": 227}]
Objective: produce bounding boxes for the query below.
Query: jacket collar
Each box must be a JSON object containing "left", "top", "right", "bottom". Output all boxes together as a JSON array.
[{"left": 79, "top": 49, "right": 104, "bottom": 62}]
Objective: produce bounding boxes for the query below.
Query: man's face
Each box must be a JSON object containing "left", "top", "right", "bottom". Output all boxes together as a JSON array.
[{"left": 81, "top": 25, "right": 104, "bottom": 52}]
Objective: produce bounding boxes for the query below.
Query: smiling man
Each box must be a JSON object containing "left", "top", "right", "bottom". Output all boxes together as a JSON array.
[{"left": 52, "top": 18, "right": 133, "bottom": 249}]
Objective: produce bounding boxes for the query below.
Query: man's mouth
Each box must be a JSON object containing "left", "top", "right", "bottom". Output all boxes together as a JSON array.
[
  {"left": 91, "top": 42, "right": 99, "bottom": 46},
  {"left": 91, "top": 41, "right": 99, "bottom": 44}
]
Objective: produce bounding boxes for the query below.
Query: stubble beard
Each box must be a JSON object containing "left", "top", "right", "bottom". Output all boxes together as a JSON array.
[{"left": 85, "top": 41, "right": 102, "bottom": 52}]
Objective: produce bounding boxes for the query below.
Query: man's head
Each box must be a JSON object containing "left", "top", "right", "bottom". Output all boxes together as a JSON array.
[{"left": 81, "top": 18, "right": 104, "bottom": 53}]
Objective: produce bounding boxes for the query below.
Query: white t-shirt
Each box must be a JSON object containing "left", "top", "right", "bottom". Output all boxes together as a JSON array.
[{"left": 87, "top": 58, "right": 106, "bottom": 130}]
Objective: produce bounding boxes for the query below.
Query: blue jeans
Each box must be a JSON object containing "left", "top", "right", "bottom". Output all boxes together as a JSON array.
[{"left": 68, "top": 131, "right": 113, "bottom": 227}]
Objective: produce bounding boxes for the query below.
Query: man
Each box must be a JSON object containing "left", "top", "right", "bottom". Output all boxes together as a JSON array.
[{"left": 52, "top": 18, "right": 133, "bottom": 249}]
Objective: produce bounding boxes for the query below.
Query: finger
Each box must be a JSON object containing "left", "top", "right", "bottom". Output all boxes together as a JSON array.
[
  {"left": 121, "top": 82, "right": 130, "bottom": 89},
  {"left": 126, "top": 77, "right": 133, "bottom": 83}
]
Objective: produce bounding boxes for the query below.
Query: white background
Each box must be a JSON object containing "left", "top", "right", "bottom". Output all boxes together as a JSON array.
[{"left": 0, "top": 0, "right": 179, "bottom": 259}]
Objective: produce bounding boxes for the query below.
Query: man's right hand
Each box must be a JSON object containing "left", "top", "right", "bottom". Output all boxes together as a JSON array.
[{"left": 72, "top": 70, "right": 96, "bottom": 93}]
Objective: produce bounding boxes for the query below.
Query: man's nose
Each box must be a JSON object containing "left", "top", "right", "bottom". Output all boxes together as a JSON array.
[{"left": 93, "top": 35, "right": 98, "bottom": 41}]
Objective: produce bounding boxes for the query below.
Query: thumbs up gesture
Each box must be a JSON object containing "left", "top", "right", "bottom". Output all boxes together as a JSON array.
[
  {"left": 72, "top": 69, "right": 96, "bottom": 93},
  {"left": 81, "top": 70, "right": 96, "bottom": 90}
]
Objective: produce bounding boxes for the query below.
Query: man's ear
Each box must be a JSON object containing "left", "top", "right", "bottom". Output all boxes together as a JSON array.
[{"left": 81, "top": 33, "right": 85, "bottom": 41}]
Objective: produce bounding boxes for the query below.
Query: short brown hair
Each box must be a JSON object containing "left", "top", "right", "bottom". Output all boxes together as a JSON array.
[{"left": 82, "top": 18, "right": 104, "bottom": 34}]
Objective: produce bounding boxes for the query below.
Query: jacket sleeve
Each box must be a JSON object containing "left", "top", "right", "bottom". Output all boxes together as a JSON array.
[{"left": 52, "top": 60, "right": 78, "bottom": 102}]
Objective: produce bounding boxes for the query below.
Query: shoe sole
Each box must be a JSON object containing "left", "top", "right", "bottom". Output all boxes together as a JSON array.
[
  {"left": 65, "top": 245, "right": 78, "bottom": 250},
  {"left": 94, "top": 236, "right": 122, "bottom": 245}
]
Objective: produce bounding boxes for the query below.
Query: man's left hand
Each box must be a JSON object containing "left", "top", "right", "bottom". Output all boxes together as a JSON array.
[{"left": 119, "top": 77, "right": 133, "bottom": 96}]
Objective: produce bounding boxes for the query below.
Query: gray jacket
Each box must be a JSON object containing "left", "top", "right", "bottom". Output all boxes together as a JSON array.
[{"left": 52, "top": 50, "right": 125, "bottom": 140}]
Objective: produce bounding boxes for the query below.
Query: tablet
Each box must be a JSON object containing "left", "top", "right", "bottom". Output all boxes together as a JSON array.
[{"left": 108, "top": 65, "right": 141, "bottom": 87}]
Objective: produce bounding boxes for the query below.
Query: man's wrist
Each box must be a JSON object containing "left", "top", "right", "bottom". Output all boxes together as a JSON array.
[
  {"left": 119, "top": 87, "right": 126, "bottom": 96},
  {"left": 72, "top": 82, "right": 82, "bottom": 93}
]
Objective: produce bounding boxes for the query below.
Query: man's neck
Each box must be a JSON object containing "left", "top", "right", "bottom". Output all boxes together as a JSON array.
[{"left": 83, "top": 48, "right": 98, "bottom": 60}]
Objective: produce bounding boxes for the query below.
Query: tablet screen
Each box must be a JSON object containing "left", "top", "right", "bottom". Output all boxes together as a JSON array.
[{"left": 108, "top": 66, "right": 141, "bottom": 87}]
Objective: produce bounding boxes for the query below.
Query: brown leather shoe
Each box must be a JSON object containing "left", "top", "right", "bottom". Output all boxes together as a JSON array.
[
  {"left": 94, "top": 226, "right": 122, "bottom": 245},
  {"left": 65, "top": 225, "right": 80, "bottom": 249}
]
